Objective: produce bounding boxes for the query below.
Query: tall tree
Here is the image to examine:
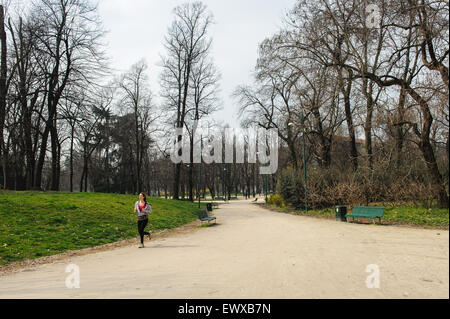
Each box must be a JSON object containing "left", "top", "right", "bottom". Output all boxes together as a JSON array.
[
  {"left": 160, "top": 1, "right": 214, "bottom": 200},
  {"left": 0, "top": 5, "right": 7, "bottom": 189},
  {"left": 118, "top": 60, "right": 154, "bottom": 193},
  {"left": 32, "top": 0, "right": 106, "bottom": 190}
]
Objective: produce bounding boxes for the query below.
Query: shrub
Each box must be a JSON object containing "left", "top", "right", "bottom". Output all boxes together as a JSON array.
[
  {"left": 277, "top": 167, "right": 304, "bottom": 208},
  {"left": 268, "top": 194, "right": 285, "bottom": 207},
  {"left": 274, "top": 160, "right": 446, "bottom": 209}
]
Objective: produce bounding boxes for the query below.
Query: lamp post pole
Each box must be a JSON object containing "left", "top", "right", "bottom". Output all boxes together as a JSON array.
[
  {"left": 198, "top": 134, "right": 202, "bottom": 209},
  {"left": 222, "top": 165, "right": 225, "bottom": 200},
  {"left": 224, "top": 167, "right": 228, "bottom": 201},
  {"left": 301, "top": 114, "right": 308, "bottom": 212},
  {"left": 264, "top": 175, "right": 268, "bottom": 202}
]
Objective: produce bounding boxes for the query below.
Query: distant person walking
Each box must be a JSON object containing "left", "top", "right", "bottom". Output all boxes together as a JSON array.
[{"left": 134, "top": 193, "right": 152, "bottom": 248}]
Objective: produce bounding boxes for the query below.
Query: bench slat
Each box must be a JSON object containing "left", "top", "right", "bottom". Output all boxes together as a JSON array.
[{"left": 346, "top": 207, "right": 385, "bottom": 221}]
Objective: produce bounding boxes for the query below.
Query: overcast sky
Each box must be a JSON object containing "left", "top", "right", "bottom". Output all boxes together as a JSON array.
[{"left": 97, "top": 0, "right": 297, "bottom": 128}]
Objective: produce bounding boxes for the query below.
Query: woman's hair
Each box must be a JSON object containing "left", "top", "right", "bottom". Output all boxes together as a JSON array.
[{"left": 139, "top": 193, "right": 148, "bottom": 204}]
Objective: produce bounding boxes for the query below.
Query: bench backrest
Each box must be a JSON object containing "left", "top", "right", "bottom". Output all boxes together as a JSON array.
[
  {"left": 198, "top": 209, "right": 208, "bottom": 219},
  {"left": 352, "top": 206, "right": 385, "bottom": 217}
]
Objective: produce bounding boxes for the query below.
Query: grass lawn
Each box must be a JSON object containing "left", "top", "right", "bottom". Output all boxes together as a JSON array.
[
  {"left": 263, "top": 203, "right": 449, "bottom": 229},
  {"left": 0, "top": 191, "right": 203, "bottom": 265}
]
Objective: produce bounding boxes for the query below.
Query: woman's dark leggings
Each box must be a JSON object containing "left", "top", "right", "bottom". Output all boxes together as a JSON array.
[{"left": 138, "top": 218, "right": 150, "bottom": 244}]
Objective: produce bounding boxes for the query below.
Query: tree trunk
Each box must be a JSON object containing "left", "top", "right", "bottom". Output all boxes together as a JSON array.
[
  {"left": 69, "top": 126, "right": 74, "bottom": 192},
  {"left": 419, "top": 138, "right": 449, "bottom": 208},
  {"left": 0, "top": 6, "right": 7, "bottom": 190},
  {"left": 79, "top": 165, "right": 85, "bottom": 193},
  {"left": 339, "top": 69, "right": 358, "bottom": 171},
  {"left": 35, "top": 124, "right": 51, "bottom": 190},
  {"left": 395, "top": 89, "right": 407, "bottom": 168},
  {"left": 50, "top": 123, "right": 59, "bottom": 191},
  {"left": 84, "top": 156, "right": 88, "bottom": 193},
  {"left": 173, "top": 163, "right": 181, "bottom": 199},
  {"left": 363, "top": 79, "right": 374, "bottom": 169},
  {"left": 312, "top": 107, "right": 331, "bottom": 168},
  {"left": 407, "top": 87, "right": 449, "bottom": 208},
  {"left": 105, "top": 120, "right": 110, "bottom": 193}
]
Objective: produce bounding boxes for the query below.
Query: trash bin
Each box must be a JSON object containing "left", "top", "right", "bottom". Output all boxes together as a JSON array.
[
  {"left": 335, "top": 205, "right": 347, "bottom": 222},
  {"left": 206, "top": 203, "right": 213, "bottom": 212}
]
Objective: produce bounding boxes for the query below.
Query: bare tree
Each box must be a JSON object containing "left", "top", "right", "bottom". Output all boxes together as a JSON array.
[
  {"left": 0, "top": 4, "right": 8, "bottom": 189},
  {"left": 31, "top": 0, "right": 107, "bottom": 191},
  {"left": 160, "top": 1, "right": 214, "bottom": 200},
  {"left": 185, "top": 55, "right": 221, "bottom": 200},
  {"left": 118, "top": 59, "right": 155, "bottom": 193}
]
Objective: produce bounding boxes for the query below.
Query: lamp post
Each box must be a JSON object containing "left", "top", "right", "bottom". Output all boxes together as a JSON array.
[
  {"left": 289, "top": 112, "right": 308, "bottom": 212},
  {"left": 221, "top": 165, "right": 225, "bottom": 200},
  {"left": 223, "top": 167, "right": 227, "bottom": 201},
  {"left": 197, "top": 134, "right": 202, "bottom": 209},
  {"left": 302, "top": 121, "right": 308, "bottom": 212},
  {"left": 186, "top": 164, "right": 190, "bottom": 200},
  {"left": 257, "top": 151, "right": 269, "bottom": 202},
  {"left": 265, "top": 174, "right": 268, "bottom": 202}
]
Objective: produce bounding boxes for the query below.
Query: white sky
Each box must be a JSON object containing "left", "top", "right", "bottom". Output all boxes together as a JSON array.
[{"left": 97, "top": 0, "right": 297, "bottom": 128}]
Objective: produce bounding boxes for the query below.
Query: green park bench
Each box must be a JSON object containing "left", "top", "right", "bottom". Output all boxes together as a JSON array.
[
  {"left": 345, "top": 206, "right": 385, "bottom": 224},
  {"left": 211, "top": 202, "right": 219, "bottom": 209},
  {"left": 229, "top": 197, "right": 238, "bottom": 200},
  {"left": 215, "top": 197, "right": 225, "bottom": 201},
  {"left": 198, "top": 209, "right": 217, "bottom": 224}
]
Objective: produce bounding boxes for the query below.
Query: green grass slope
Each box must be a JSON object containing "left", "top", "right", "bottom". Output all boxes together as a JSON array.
[{"left": 0, "top": 192, "right": 202, "bottom": 265}]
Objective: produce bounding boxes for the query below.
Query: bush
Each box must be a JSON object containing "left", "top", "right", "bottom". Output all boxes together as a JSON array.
[
  {"left": 277, "top": 167, "right": 305, "bottom": 208},
  {"left": 274, "top": 159, "right": 448, "bottom": 210},
  {"left": 268, "top": 194, "right": 285, "bottom": 207}
]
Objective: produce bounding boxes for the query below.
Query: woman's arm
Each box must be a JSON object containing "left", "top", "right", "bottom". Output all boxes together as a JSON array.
[{"left": 146, "top": 203, "right": 152, "bottom": 214}]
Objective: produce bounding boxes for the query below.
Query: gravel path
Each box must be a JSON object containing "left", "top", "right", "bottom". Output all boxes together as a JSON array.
[{"left": 0, "top": 200, "right": 448, "bottom": 299}]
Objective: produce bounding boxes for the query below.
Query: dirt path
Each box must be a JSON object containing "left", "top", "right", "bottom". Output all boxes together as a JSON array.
[{"left": 0, "top": 200, "right": 448, "bottom": 299}]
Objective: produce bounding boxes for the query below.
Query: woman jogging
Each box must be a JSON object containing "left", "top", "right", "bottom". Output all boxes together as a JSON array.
[{"left": 134, "top": 193, "right": 152, "bottom": 248}]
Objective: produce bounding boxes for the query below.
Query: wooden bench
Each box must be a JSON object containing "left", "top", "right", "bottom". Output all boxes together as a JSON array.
[
  {"left": 215, "top": 197, "right": 225, "bottom": 201},
  {"left": 198, "top": 209, "right": 217, "bottom": 224},
  {"left": 229, "top": 197, "right": 238, "bottom": 200},
  {"left": 346, "top": 206, "right": 385, "bottom": 224},
  {"left": 211, "top": 202, "right": 219, "bottom": 209}
]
